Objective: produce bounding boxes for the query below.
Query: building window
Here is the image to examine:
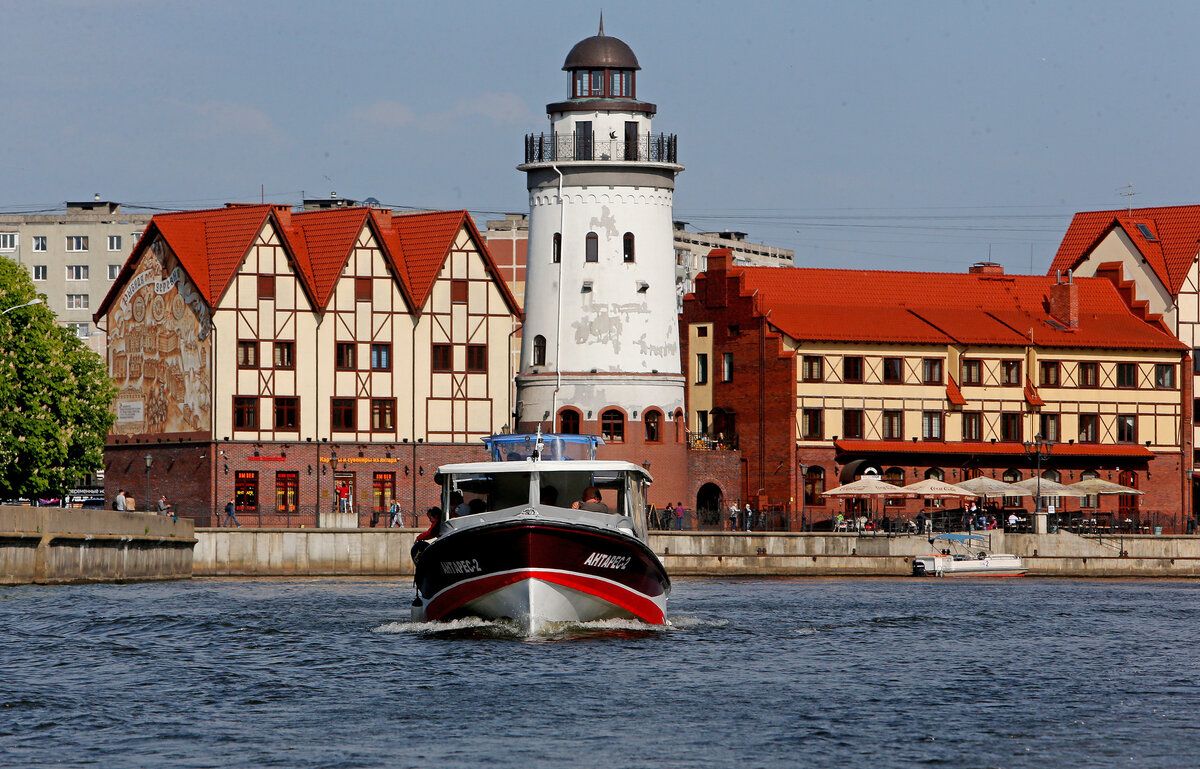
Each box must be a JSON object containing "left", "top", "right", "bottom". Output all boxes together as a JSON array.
[
  {"left": 108, "top": 264, "right": 120, "bottom": 280},
  {"left": 883, "top": 467, "right": 905, "bottom": 507},
  {"left": 801, "top": 408, "right": 823, "bottom": 440},
  {"left": 698, "top": 326, "right": 708, "bottom": 337},
  {"left": 1001, "top": 469, "right": 1023, "bottom": 507},
  {"left": 0, "top": 233, "right": 16, "bottom": 251},
  {"left": 107, "top": 235, "right": 122, "bottom": 251},
  {"left": 1001, "top": 360, "right": 1022, "bottom": 386},
  {"left": 371, "top": 398, "right": 396, "bottom": 431},
  {"left": 922, "top": 359, "right": 943, "bottom": 384},
  {"left": 645, "top": 410, "right": 661, "bottom": 442},
  {"left": 882, "top": 410, "right": 903, "bottom": 440},
  {"left": 962, "top": 359, "right": 981, "bottom": 385},
  {"left": 1040, "top": 414, "right": 1060, "bottom": 442},
  {"left": 373, "top": 473, "right": 395, "bottom": 517},
  {"left": 623, "top": 232, "right": 635, "bottom": 262},
  {"left": 802, "top": 356, "right": 824, "bottom": 382},
  {"left": 559, "top": 409, "right": 581, "bottom": 434},
  {"left": 233, "top": 396, "right": 258, "bottom": 430},
  {"left": 258, "top": 275, "right": 275, "bottom": 300},
  {"left": 466, "top": 344, "right": 487, "bottom": 373},
  {"left": 1078, "top": 414, "right": 1099, "bottom": 443},
  {"left": 1116, "top": 363, "right": 1137, "bottom": 388},
  {"left": 331, "top": 398, "right": 356, "bottom": 431},
  {"left": 65, "top": 294, "right": 89, "bottom": 310},
  {"left": 451, "top": 279, "right": 468, "bottom": 304},
  {"left": 963, "top": 412, "right": 982, "bottom": 441},
  {"left": 65, "top": 236, "right": 88, "bottom": 252},
  {"left": 1155, "top": 364, "right": 1175, "bottom": 389},
  {"left": 32, "top": 265, "right": 47, "bottom": 281},
  {"left": 356, "top": 277, "right": 372, "bottom": 302},
  {"left": 882, "top": 357, "right": 903, "bottom": 384},
  {"left": 235, "top": 471, "right": 258, "bottom": 514},
  {"left": 68, "top": 322, "right": 89, "bottom": 339},
  {"left": 695, "top": 353, "right": 708, "bottom": 384},
  {"left": 553, "top": 233, "right": 561, "bottom": 263},
  {"left": 237, "top": 341, "right": 258, "bottom": 369},
  {"left": 922, "top": 411, "right": 943, "bottom": 440},
  {"left": 371, "top": 343, "right": 391, "bottom": 371},
  {"left": 601, "top": 409, "right": 625, "bottom": 442},
  {"left": 585, "top": 232, "right": 598, "bottom": 262},
  {"left": 721, "top": 352, "right": 733, "bottom": 382},
  {"left": 431, "top": 344, "right": 452, "bottom": 372},
  {"left": 842, "top": 409, "right": 863, "bottom": 439},
  {"left": 1000, "top": 412, "right": 1022, "bottom": 442},
  {"left": 1077, "top": 361, "right": 1098, "bottom": 387},
  {"left": 533, "top": 335, "right": 547, "bottom": 366},
  {"left": 276, "top": 471, "right": 299, "bottom": 514},
  {"left": 66, "top": 265, "right": 88, "bottom": 281},
  {"left": 611, "top": 70, "right": 630, "bottom": 97},
  {"left": 1040, "top": 361, "right": 1060, "bottom": 387},
  {"left": 1116, "top": 415, "right": 1137, "bottom": 443},
  {"left": 803, "top": 466, "right": 825, "bottom": 507},
  {"left": 335, "top": 342, "right": 356, "bottom": 370},
  {"left": 274, "top": 341, "right": 295, "bottom": 369},
  {"left": 696, "top": 409, "right": 709, "bottom": 435},
  {"left": 32, "top": 236, "right": 46, "bottom": 252},
  {"left": 274, "top": 396, "right": 299, "bottom": 430}
]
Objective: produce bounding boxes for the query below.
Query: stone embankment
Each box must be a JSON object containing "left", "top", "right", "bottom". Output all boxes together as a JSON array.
[
  {"left": 0, "top": 506, "right": 195, "bottom": 585},
  {"left": 192, "top": 528, "right": 1200, "bottom": 578}
]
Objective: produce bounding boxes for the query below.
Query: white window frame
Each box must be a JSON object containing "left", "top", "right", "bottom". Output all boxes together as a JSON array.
[
  {"left": 65, "top": 235, "right": 89, "bottom": 252},
  {"left": 33, "top": 265, "right": 48, "bottom": 281},
  {"left": 68, "top": 322, "right": 89, "bottom": 339},
  {"left": 66, "top": 294, "right": 89, "bottom": 310},
  {"left": 107, "top": 235, "right": 122, "bottom": 251},
  {"left": 108, "top": 264, "right": 121, "bottom": 280},
  {"left": 0, "top": 233, "right": 16, "bottom": 251},
  {"left": 66, "top": 265, "right": 89, "bottom": 281},
  {"left": 32, "top": 236, "right": 47, "bottom": 252}
]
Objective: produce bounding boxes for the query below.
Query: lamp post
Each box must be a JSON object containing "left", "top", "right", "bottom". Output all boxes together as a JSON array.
[
  {"left": 0, "top": 298, "right": 42, "bottom": 316},
  {"left": 1022, "top": 433, "right": 1053, "bottom": 534},
  {"left": 144, "top": 454, "right": 153, "bottom": 515},
  {"left": 798, "top": 460, "right": 808, "bottom": 532}
]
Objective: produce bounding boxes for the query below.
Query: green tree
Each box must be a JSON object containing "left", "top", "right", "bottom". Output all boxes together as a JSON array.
[{"left": 0, "top": 257, "right": 115, "bottom": 499}]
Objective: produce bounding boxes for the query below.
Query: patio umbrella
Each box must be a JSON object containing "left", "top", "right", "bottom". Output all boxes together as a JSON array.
[
  {"left": 899, "top": 479, "right": 977, "bottom": 498},
  {"left": 954, "top": 476, "right": 1033, "bottom": 497},
  {"left": 822, "top": 477, "right": 904, "bottom": 497},
  {"left": 1011, "top": 477, "right": 1089, "bottom": 497},
  {"left": 1066, "top": 478, "right": 1144, "bottom": 495}
]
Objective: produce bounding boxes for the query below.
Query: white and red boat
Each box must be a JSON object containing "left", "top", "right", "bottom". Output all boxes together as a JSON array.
[{"left": 411, "top": 432, "right": 670, "bottom": 629}]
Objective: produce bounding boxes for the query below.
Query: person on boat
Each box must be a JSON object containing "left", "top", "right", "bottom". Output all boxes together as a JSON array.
[
  {"left": 540, "top": 486, "right": 559, "bottom": 506},
  {"left": 450, "top": 491, "right": 469, "bottom": 517},
  {"left": 572, "top": 486, "right": 610, "bottom": 514},
  {"left": 411, "top": 507, "right": 443, "bottom": 563}
]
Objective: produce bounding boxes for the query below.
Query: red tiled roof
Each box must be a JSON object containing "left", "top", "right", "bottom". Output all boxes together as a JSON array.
[
  {"left": 945, "top": 375, "right": 966, "bottom": 406},
  {"left": 1048, "top": 205, "right": 1200, "bottom": 296},
  {"left": 1023, "top": 378, "right": 1045, "bottom": 407},
  {"left": 832, "top": 439, "right": 1154, "bottom": 459},
  {"left": 290, "top": 208, "right": 374, "bottom": 309},
  {"left": 713, "top": 265, "right": 1183, "bottom": 351}
]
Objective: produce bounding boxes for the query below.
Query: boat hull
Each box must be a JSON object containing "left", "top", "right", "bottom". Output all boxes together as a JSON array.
[
  {"left": 413, "top": 520, "right": 669, "bottom": 626},
  {"left": 913, "top": 554, "right": 1027, "bottom": 577}
]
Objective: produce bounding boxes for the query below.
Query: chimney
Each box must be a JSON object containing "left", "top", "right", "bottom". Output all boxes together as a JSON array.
[
  {"left": 1049, "top": 269, "right": 1079, "bottom": 329},
  {"left": 704, "top": 248, "right": 733, "bottom": 308},
  {"left": 272, "top": 204, "right": 292, "bottom": 227},
  {"left": 969, "top": 261, "right": 1004, "bottom": 275}
]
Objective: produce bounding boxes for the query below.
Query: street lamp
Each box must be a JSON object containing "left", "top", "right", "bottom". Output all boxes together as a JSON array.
[
  {"left": 0, "top": 298, "right": 42, "bottom": 316},
  {"left": 798, "top": 459, "right": 808, "bottom": 532},
  {"left": 144, "top": 454, "right": 153, "bottom": 514},
  {"left": 1023, "top": 433, "right": 1053, "bottom": 533}
]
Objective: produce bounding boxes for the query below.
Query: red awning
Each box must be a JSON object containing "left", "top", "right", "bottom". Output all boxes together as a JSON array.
[{"left": 832, "top": 439, "right": 1154, "bottom": 459}]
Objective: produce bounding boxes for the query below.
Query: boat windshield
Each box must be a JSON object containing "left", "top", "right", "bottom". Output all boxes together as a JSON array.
[
  {"left": 482, "top": 433, "right": 602, "bottom": 462},
  {"left": 440, "top": 466, "right": 647, "bottom": 537}
]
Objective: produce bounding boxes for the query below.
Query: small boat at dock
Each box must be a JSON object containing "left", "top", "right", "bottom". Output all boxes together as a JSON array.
[{"left": 912, "top": 533, "right": 1027, "bottom": 577}]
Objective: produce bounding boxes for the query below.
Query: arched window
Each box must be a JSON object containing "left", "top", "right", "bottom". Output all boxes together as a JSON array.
[
  {"left": 623, "top": 232, "right": 635, "bottom": 262},
  {"left": 532, "top": 335, "right": 546, "bottom": 366},
  {"left": 804, "top": 466, "right": 825, "bottom": 506},
  {"left": 1081, "top": 469, "right": 1099, "bottom": 509},
  {"left": 883, "top": 467, "right": 904, "bottom": 508},
  {"left": 601, "top": 409, "right": 624, "bottom": 442},
  {"left": 674, "top": 409, "right": 684, "bottom": 443},
  {"left": 924, "top": 467, "right": 944, "bottom": 481},
  {"left": 552, "top": 233, "right": 561, "bottom": 264},
  {"left": 559, "top": 409, "right": 580, "bottom": 435},
  {"left": 1002, "top": 469, "right": 1022, "bottom": 508},
  {"left": 644, "top": 410, "right": 661, "bottom": 442},
  {"left": 585, "top": 232, "right": 598, "bottom": 263}
]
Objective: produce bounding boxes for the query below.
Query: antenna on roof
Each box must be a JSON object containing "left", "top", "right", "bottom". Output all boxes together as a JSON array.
[{"left": 1118, "top": 183, "right": 1136, "bottom": 213}]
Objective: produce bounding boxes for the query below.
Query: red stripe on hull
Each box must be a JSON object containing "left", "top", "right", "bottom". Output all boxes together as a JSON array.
[{"left": 426, "top": 568, "right": 666, "bottom": 625}]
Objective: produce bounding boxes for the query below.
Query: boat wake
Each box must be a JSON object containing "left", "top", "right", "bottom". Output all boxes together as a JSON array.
[{"left": 374, "top": 614, "right": 720, "bottom": 640}]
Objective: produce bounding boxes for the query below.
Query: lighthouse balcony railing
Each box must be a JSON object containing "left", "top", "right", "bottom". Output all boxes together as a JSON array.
[{"left": 524, "top": 132, "right": 678, "bottom": 164}]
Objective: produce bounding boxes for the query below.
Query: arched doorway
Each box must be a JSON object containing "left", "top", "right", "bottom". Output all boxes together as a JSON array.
[{"left": 696, "top": 482, "right": 723, "bottom": 529}]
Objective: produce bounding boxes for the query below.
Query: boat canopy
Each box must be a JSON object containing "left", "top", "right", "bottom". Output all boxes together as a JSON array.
[
  {"left": 483, "top": 433, "right": 604, "bottom": 462},
  {"left": 931, "top": 533, "right": 987, "bottom": 543}
]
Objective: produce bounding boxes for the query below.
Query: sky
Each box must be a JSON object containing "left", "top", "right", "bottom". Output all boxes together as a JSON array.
[{"left": 4, "top": 0, "right": 1200, "bottom": 275}]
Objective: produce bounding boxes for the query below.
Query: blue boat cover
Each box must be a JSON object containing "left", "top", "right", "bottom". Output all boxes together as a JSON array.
[{"left": 931, "top": 533, "right": 987, "bottom": 543}]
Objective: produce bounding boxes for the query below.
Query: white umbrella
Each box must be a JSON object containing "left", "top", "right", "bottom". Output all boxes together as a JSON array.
[
  {"left": 899, "top": 479, "right": 977, "bottom": 498},
  {"left": 822, "top": 477, "right": 904, "bottom": 497},
  {"left": 1011, "top": 477, "right": 1089, "bottom": 497},
  {"left": 954, "top": 476, "right": 1033, "bottom": 497},
  {"left": 1067, "top": 478, "right": 1144, "bottom": 495}
]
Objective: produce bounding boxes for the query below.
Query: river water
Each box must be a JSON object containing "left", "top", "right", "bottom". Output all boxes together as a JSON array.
[{"left": 2, "top": 577, "right": 1198, "bottom": 768}]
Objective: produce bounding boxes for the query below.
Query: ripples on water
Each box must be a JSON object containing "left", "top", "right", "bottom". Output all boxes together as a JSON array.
[{"left": 2, "top": 578, "right": 1199, "bottom": 768}]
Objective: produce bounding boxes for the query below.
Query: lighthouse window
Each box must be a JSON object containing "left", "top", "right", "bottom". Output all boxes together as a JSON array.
[
  {"left": 532, "top": 335, "right": 546, "bottom": 366},
  {"left": 589, "top": 70, "right": 604, "bottom": 95},
  {"left": 586, "top": 232, "right": 598, "bottom": 262},
  {"left": 553, "top": 233, "right": 561, "bottom": 263},
  {"left": 611, "top": 70, "right": 630, "bottom": 97},
  {"left": 573, "top": 70, "right": 589, "bottom": 97},
  {"left": 623, "top": 232, "right": 635, "bottom": 262}
]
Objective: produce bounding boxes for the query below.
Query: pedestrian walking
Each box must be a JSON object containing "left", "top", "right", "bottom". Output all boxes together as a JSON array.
[
  {"left": 389, "top": 500, "right": 403, "bottom": 528},
  {"left": 223, "top": 499, "right": 241, "bottom": 528}
]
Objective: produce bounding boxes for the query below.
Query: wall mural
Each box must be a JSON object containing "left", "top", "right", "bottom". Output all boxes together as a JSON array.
[{"left": 108, "top": 238, "right": 212, "bottom": 436}]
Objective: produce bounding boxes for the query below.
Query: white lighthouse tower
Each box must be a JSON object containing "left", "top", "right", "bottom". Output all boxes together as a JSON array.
[{"left": 516, "top": 21, "right": 685, "bottom": 443}]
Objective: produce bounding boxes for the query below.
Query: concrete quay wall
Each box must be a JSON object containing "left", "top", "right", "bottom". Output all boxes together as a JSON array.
[
  {"left": 0, "top": 506, "right": 195, "bottom": 585},
  {"left": 191, "top": 528, "right": 1200, "bottom": 578}
]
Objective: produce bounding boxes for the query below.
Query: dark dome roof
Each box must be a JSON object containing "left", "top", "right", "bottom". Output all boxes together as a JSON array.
[{"left": 562, "top": 33, "right": 640, "bottom": 71}]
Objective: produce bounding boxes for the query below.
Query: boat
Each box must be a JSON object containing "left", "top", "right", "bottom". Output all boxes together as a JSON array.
[
  {"left": 911, "top": 533, "right": 1028, "bottom": 577},
  {"left": 410, "top": 431, "right": 670, "bottom": 629}
]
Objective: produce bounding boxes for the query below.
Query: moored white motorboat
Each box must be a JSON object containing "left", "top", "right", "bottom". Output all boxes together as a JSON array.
[
  {"left": 411, "top": 432, "right": 670, "bottom": 629},
  {"left": 912, "top": 533, "right": 1028, "bottom": 577}
]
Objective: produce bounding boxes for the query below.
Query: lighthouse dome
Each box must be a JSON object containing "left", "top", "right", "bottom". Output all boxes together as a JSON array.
[{"left": 563, "top": 31, "right": 640, "bottom": 71}]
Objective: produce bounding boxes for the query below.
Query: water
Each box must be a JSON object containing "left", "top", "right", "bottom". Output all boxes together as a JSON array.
[{"left": 2, "top": 578, "right": 1199, "bottom": 768}]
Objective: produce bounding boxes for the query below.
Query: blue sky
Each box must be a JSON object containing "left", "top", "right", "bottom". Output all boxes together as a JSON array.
[{"left": 4, "top": 0, "right": 1198, "bottom": 274}]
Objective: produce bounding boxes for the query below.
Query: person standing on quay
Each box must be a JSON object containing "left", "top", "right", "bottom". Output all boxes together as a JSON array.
[
  {"left": 744, "top": 503, "right": 753, "bottom": 531},
  {"left": 224, "top": 499, "right": 240, "bottom": 528},
  {"left": 125, "top": 493, "right": 136, "bottom": 513},
  {"left": 674, "top": 501, "right": 684, "bottom": 530},
  {"left": 389, "top": 500, "right": 403, "bottom": 528},
  {"left": 115, "top": 489, "right": 126, "bottom": 511}
]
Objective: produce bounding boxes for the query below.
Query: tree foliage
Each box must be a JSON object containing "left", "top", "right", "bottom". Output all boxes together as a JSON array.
[{"left": 0, "top": 257, "right": 116, "bottom": 498}]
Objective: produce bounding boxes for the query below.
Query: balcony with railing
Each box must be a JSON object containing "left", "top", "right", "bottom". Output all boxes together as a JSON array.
[{"left": 523, "top": 132, "right": 678, "bottom": 165}]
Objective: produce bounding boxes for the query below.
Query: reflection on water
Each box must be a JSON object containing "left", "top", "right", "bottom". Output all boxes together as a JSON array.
[{"left": 2, "top": 577, "right": 1199, "bottom": 768}]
